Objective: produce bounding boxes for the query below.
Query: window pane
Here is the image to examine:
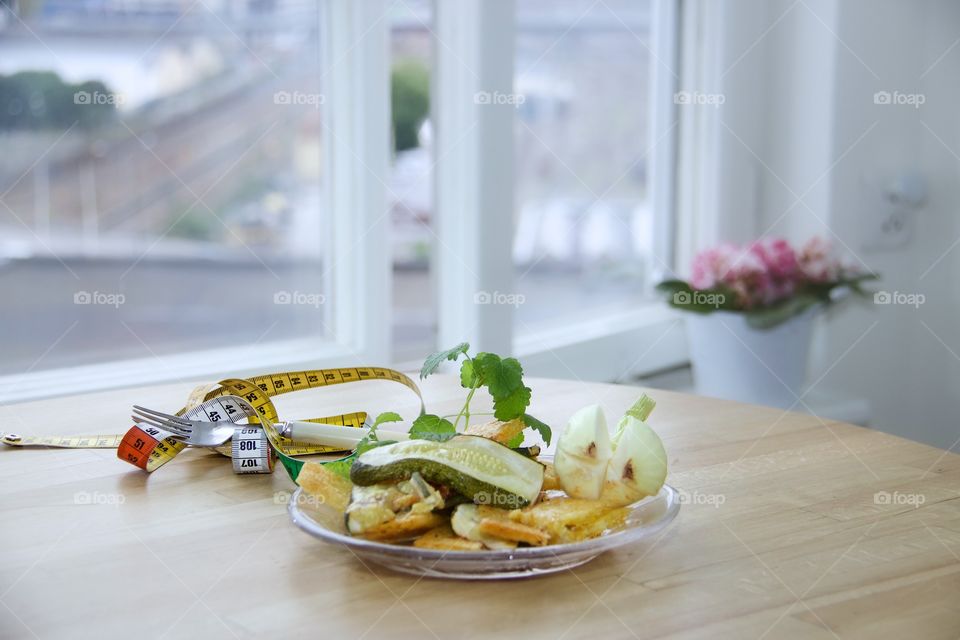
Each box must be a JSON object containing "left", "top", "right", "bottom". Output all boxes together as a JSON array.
[
  {"left": 390, "top": 0, "right": 435, "bottom": 362},
  {"left": 514, "top": 0, "right": 655, "bottom": 333},
  {"left": 0, "top": 2, "right": 327, "bottom": 375}
]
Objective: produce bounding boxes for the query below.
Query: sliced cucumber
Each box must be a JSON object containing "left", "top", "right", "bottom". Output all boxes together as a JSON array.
[{"left": 350, "top": 435, "right": 544, "bottom": 507}]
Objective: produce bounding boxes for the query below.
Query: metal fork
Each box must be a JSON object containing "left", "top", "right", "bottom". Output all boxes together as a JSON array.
[
  {"left": 131, "top": 405, "right": 410, "bottom": 449},
  {"left": 132, "top": 407, "right": 236, "bottom": 447}
]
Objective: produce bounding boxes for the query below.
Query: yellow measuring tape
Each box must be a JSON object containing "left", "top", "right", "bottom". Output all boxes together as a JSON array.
[{"left": 1, "top": 366, "right": 422, "bottom": 480}]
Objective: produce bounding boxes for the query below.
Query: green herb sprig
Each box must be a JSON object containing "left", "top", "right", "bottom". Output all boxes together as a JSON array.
[{"left": 411, "top": 343, "right": 552, "bottom": 446}]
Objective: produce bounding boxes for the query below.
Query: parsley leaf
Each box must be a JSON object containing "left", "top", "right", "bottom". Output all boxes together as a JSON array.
[
  {"left": 505, "top": 432, "right": 525, "bottom": 448},
  {"left": 473, "top": 353, "right": 523, "bottom": 398},
  {"left": 493, "top": 385, "right": 531, "bottom": 421},
  {"left": 413, "top": 344, "right": 552, "bottom": 448},
  {"left": 371, "top": 411, "right": 403, "bottom": 429},
  {"left": 522, "top": 413, "right": 552, "bottom": 446},
  {"left": 409, "top": 414, "right": 456, "bottom": 441},
  {"left": 420, "top": 342, "right": 470, "bottom": 380},
  {"left": 459, "top": 359, "right": 478, "bottom": 388},
  {"left": 473, "top": 353, "right": 530, "bottom": 421},
  {"left": 355, "top": 411, "right": 405, "bottom": 455}
]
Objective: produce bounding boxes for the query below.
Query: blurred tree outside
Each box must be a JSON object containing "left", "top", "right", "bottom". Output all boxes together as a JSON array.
[
  {"left": 391, "top": 60, "right": 429, "bottom": 153},
  {"left": 0, "top": 71, "right": 118, "bottom": 131}
]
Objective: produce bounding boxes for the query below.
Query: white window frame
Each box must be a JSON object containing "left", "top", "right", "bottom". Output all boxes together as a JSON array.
[
  {"left": 4, "top": 0, "right": 690, "bottom": 401},
  {"left": 0, "top": 0, "right": 392, "bottom": 402},
  {"left": 432, "top": 0, "right": 688, "bottom": 382}
]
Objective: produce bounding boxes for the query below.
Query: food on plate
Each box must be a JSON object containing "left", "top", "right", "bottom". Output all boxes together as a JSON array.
[
  {"left": 553, "top": 395, "right": 668, "bottom": 508},
  {"left": 474, "top": 505, "right": 550, "bottom": 546},
  {"left": 351, "top": 510, "right": 447, "bottom": 542},
  {"left": 463, "top": 417, "right": 525, "bottom": 444},
  {"left": 554, "top": 404, "right": 612, "bottom": 499},
  {"left": 345, "top": 471, "right": 446, "bottom": 537},
  {"left": 602, "top": 411, "right": 669, "bottom": 507},
  {"left": 541, "top": 461, "right": 561, "bottom": 491},
  {"left": 413, "top": 524, "right": 484, "bottom": 551},
  {"left": 451, "top": 503, "right": 517, "bottom": 549},
  {"left": 296, "top": 461, "right": 352, "bottom": 511},
  {"left": 510, "top": 496, "right": 630, "bottom": 544},
  {"left": 350, "top": 435, "right": 545, "bottom": 507},
  {"left": 298, "top": 402, "right": 666, "bottom": 551},
  {"left": 296, "top": 344, "right": 668, "bottom": 551}
]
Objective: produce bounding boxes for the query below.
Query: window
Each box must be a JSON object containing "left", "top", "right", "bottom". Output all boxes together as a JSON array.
[
  {"left": 1, "top": 0, "right": 683, "bottom": 399},
  {"left": 1, "top": 2, "right": 330, "bottom": 376},
  {"left": 389, "top": 0, "right": 436, "bottom": 363},
  {"left": 513, "top": 0, "right": 658, "bottom": 335}
]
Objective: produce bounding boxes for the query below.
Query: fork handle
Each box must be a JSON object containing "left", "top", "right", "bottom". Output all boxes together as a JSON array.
[{"left": 284, "top": 421, "right": 410, "bottom": 449}]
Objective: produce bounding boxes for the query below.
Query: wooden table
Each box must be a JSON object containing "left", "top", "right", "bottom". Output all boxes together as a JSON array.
[{"left": 1, "top": 374, "right": 958, "bottom": 639}]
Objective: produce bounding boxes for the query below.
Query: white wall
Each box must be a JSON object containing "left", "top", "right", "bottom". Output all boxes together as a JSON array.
[{"left": 708, "top": 0, "right": 960, "bottom": 448}]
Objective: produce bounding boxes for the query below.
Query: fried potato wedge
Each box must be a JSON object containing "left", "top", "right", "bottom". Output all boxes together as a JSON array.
[
  {"left": 510, "top": 496, "right": 629, "bottom": 544},
  {"left": 475, "top": 505, "right": 550, "bottom": 545},
  {"left": 413, "top": 524, "right": 484, "bottom": 551},
  {"left": 464, "top": 418, "right": 525, "bottom": 445},
  {"left": 297, "top": 462, "right": 352, "bottom": 512},
  {"left": 541, "top": 462, "right": 561, "bottom": 491},
  {"left": 361, "top": 511, "right": 447, "bottom": 542}
]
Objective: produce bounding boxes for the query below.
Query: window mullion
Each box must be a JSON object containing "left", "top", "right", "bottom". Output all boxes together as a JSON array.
[
  {"left": 323, "top": 0, "right": 392, "bottom": 361},
  {"left": 433, "top": 0, "right": 516, "bottom": 354}
]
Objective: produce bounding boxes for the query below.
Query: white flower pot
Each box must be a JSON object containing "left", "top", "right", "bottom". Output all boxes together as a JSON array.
[{"left": 684, "top": 309, "right": 816, "bottom": 409}]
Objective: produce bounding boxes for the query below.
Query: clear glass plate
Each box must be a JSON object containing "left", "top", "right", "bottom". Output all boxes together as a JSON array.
[{"left": 287, "top": 483, "right": 681, "bottom": 580}]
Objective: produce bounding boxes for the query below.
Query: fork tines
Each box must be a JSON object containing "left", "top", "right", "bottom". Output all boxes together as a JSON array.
[{"left": 132, "top": 406, "right": 194, "bottom": 434}]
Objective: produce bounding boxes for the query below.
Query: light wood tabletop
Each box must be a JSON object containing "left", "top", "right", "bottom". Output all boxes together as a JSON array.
[{"left": 1, "top": 374, "right": 958, "bottom": 639}]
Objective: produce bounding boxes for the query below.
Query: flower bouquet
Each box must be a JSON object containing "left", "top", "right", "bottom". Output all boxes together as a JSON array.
[
  {"left": 656, "top": 237, "right": 876, "bottom": 329},
  {"left": 656, "top": 237, "right": 876, "bottom": 408}
]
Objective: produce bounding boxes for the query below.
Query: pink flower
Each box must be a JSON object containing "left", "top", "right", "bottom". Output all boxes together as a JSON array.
[
  {"left": 798, "top": 236, "right": 843, "bottom": 283},
  {"left": 747, "top": 238, "right": 798, "bottom": 304},
  {"left": 682, "top": 235, "right": 864, "bottom": 312},
  {"left": 691, "top": 244, "right": 773, "bottom": 308},
  {"left": 690, "top": 244, "right": 738, "bottom": 290}
]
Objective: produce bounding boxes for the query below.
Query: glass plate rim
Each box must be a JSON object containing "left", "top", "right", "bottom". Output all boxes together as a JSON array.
[{"left": 288, "top": 483, "right": 681, "bottom": 559}]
